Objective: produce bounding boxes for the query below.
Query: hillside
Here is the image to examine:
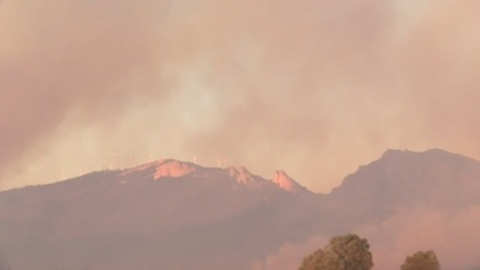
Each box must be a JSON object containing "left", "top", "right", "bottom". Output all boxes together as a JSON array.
[
  {"left": 0, "top": 160, "right": 324, "bottom": 269},
  {"left": 1, "top": 149, "right": 480, "bottom": 269}
]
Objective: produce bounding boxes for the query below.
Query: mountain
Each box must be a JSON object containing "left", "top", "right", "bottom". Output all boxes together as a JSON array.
[
  {"left": 0, "top": 159, "right": 324, "bottom": 270},
  {"left": 327, "top": 149, "right": 480, "bottom": 229},
  {"left": 1, "top": 149, "right": 480, "bottom": 269},
  {"left": 272, "top": 170, "right": 310, "bottom": 194}
]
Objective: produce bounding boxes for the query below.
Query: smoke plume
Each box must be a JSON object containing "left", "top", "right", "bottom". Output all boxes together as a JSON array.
[{"left": 1, "top": 0, "right": 480, "bottom": 191}]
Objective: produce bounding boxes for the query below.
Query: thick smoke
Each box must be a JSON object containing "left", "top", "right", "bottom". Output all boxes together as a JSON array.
[
  {"left": 1, "top": 0, "right": 480, "bottom": 191},
  {"left": 0, "top": 0, "right": 169, "bottom": 186},
  {"left": 251, "top": 236, "right": 327, "bottom": 270},
  {"left": 359, "top": 205, "right": 480, "bottom": 269},
  {"left": 253, "top": 205, "right": 480, "bottom": 269}
]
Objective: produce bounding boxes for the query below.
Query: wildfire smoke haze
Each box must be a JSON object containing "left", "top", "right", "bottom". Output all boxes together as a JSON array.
[{"left": 1, "top": 0, "right": 480, "bottom": 192}]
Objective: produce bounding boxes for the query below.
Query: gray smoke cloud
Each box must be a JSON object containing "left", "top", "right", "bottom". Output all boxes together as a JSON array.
[{"left": 1, "top": 0, "right": 480, "bottom": 191}]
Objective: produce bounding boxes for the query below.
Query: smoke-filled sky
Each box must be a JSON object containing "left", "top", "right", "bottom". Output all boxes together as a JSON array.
[{"left": 1, "top": 0, "right": 480, "bottom": 192}]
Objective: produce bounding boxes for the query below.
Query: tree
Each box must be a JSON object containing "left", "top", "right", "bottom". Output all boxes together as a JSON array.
[
  {"left": 299, "top": 234, "right": 374, "bottom": 270},
  {"left": 401, "top": 250, "right": 440, "bottom": 270},
  {"left": 299, "top": 249, "right": 325, "bottom": 270}
]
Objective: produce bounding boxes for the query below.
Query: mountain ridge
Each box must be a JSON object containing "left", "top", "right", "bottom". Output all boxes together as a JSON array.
[
  {"left": 3, "top": 148, "right": 472, "bottom": 196},
  {"left": 1, "top": 148, "right": 480, "bottom": 269}
]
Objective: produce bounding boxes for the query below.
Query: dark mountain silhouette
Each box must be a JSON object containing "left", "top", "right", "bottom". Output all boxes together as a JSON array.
[
  {"left": 1, "top": 149, "right": 480, "bottom": 269},
  {"left": 327, "top": 149, "right": 480, "bottom": 230}
]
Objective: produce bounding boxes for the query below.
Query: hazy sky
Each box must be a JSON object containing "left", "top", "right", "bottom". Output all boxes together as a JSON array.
[{"left": 1, "top": 0, "right": 480, "bottom": 192}]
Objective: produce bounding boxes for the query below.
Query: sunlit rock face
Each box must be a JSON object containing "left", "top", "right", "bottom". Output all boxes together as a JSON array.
[
  {"left": 228, "top": 166, "right": 256, "bottom": 184},
  {"left": 272, "top": 170, "right": 308, "bottom": 194},
  {"left": 122, "top": 159, "right": 200, "bottom": 180},
  {"left": 153, "top": 160, "right": 198, "bottom": 179}
]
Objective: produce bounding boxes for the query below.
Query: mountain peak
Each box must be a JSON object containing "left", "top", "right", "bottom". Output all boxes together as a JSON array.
[
  {"left": 381, "top": 149, "right": 412, "bottom": 158},
  {"left": 123, "top": 159, "right": 199, "bottom": 179},
  {"left": 331, "top": 148, "right": 480, "bottom": 203},
  {"left": 272, "top": 170, "right": 307, "bottom": 193},
  {"left": 228, "top": 166, "right": 256, "bottom": 184},
  {"left": 382, "top": 148, "right": 455, "bottom": 158},
  {"left": 154, "top": 160, "right": 198, "bottom": 179},
  {"left": 123, "top": 159, "right": 312, "bottom": 192}
]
